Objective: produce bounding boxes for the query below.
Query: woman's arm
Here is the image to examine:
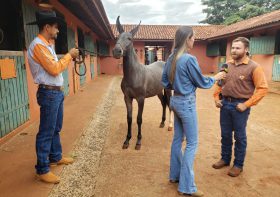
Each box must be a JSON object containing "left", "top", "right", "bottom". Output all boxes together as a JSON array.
[{"left": 186, "top": 56, "right": 215, "bottom": 89}]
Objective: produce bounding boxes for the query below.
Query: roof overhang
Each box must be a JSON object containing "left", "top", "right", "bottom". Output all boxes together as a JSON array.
[
  {"left": 58, "top": 0, "right": 114, "bottom": 40},
  {"left": 207, "top": 21, "right": 280, "bottom": 41}
]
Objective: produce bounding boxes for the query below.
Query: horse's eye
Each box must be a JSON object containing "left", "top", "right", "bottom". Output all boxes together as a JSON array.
[{"left": 128, "top": 37, "right": 132, "bottom": 41}]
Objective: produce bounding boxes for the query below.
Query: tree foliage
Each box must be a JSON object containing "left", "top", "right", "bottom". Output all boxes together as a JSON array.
[{"left": 200, "top": 0, "right": 280, "bottom": 25}]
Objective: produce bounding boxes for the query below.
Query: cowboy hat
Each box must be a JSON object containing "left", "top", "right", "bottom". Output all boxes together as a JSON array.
[{"left": 27, "top": 10, "right": 65, "bottom": 26}]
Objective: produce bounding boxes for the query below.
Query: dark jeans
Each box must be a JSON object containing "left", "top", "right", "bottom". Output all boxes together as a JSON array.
[
  {"left": 36, "top": 88, "right": 64, "bottom": 174},
  {"left": 220, "top": 99, "right": 250, "bottom": 168}
]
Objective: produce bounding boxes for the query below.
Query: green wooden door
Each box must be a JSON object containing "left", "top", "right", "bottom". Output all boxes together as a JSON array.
[
  {"left": 85, "top": 36, "right": 95, "bottom": 79},
  {"left": 62, "top": 27, "right": 75, "bottom": 95},
  {"left": 272, "top": 55, "right": 280, "bottom": 81},
  {"left": 22, "top": 1, "right": 38, "bottom": 47},
  {"left": 206, "top": 42, "right": 220, "bottom": 57},
  {"left": 79, "top": 64, "right": 86, "bottom": 85},
  {"left": 62, "top": 69, "right": 69, "bottom": 95},
  {"left": 250, "top": 36, "right": 275, "bottom": 55},
  {"left": 0, "top": 55, "right": 30, "bottom": 138},
  {"left": 90, "top": 56, "right": 94, "bottom": 79}
]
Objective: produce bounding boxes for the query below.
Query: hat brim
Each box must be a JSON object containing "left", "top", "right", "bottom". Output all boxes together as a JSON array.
[{"left": 26, "top": 17, "right": 66, "bottom": 26}]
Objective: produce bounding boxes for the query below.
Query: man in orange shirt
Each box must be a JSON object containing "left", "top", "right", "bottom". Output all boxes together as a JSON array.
[
  {"left": 212, "top": 37, "right": 268, "bottom": 177},
  {"left": 27, "top": 11, "right": 79, "bottom": 183}
]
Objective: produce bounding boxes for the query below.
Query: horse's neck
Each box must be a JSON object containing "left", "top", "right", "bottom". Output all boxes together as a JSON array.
[{"left": 123, "top": 45, "right": 142, "bottom": 81}]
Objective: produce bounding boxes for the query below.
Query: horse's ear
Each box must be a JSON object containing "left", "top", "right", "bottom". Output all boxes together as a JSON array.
[
  {"left": 116, "top": 16, "right": 124, "bottom": 34},
  {"left": 130, "top": 20, "right": 141, "bottom": 37}
]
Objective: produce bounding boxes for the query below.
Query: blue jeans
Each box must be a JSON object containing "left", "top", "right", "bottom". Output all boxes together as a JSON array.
[
  {"left": 220, "top": 99, "right": 250, "bottom": 168},
  {"left": 36, "top": 88, "right": 64, "bottom": 174},
  {"left": 169, "top": 93, "right": 198, "bottom": 194}
]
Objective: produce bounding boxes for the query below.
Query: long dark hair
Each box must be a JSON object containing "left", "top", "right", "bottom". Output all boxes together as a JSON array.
[{"left": 169, "top": 26, "right": 193, "bottom": 83}]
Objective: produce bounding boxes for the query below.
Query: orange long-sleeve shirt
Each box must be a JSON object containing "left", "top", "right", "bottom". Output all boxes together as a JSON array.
[
  {"left": 33, "top": 34, "right": 72, "bottom": 76},
  {"left": 213, "top": 58, "right": 268, "bottom": 107}
]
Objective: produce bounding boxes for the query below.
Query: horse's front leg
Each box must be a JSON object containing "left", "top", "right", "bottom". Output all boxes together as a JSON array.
[
  {"left": 123, "top": 96, "right": 133, "bottom": 149},
  {"left": 135, "top": 97, "right": 145, "bottom": 150}
]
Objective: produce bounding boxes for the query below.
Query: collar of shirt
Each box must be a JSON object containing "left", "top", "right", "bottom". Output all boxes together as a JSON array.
[
  {"left": 38, "top": 34, "right": 52, "bottom": 46},
  {"left": 228, "top": 56, "right": 250, "bottom": 66}
]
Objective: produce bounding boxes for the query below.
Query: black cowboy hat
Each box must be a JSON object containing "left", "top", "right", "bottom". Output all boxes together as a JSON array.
[{"left": 27, "top": 10, "right": 65, "bottom": 26}]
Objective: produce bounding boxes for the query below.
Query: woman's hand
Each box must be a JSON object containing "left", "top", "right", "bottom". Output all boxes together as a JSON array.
[{"left": 214, "top": 72, "right": 226, "bottom": 81}]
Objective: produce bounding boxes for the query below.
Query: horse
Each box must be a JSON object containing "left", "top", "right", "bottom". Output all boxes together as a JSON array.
[{"left": 112, "top": 16, "right": 173, "bottom": 150}]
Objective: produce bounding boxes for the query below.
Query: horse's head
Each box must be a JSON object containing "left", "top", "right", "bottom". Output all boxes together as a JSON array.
[{"left": 113, "top": 16, "right": 141, "bottom": 59}]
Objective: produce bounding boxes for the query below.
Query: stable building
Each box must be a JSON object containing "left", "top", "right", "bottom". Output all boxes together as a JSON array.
[{"left": 1, "top": 1, "right": 279, "bottom": 140}]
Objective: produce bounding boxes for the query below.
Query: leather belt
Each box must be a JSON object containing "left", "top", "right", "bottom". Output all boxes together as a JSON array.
[
  {"left": 223, "top": 96, "right": 247, "bottom": 102},
  {"left": 173, "top": 92, "right": 184, "bottom": 96},
  {"left": 38, "top": 84, "right": 63, "bottom": 91}
]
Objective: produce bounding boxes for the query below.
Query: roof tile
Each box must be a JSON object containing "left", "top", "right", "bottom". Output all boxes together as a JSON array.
[
  {"left": 111, "top": 10, "right": 280, "bottom": 41},
  {"left": 111, "top": 24, "right": 224, "bottom": 40}
]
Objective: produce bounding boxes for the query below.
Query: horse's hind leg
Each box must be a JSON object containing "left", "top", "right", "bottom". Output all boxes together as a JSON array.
[
  {"left": 123, "top": 96, "right": 133, "bottom": 149},
  {"left": 168, "top": 109, "right": 174, "bottom": 131},
  {"left": 158, "top": 93, "right": 166, "bottom": 128},
  {"left": 168, "top": 90, "right": 174, "bottom": 131},
  {"left": 135, "top": 97, "right": 145, "bottom": 150}
]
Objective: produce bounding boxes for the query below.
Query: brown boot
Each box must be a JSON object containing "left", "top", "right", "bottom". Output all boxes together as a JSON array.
[
  {"left": 228, "top": 166, "right": 243, "bottom": 177},
  {"left": 212, "top": 159, "right": 229, "bottom": 169},
  {"left": 178, "top": 190, "right": 204, "bottom": 196},
  {"left": 50, "top": 156, "right": 74, "bottom": 166},
  {"left": 37, "top": 171, "right": 60, "bottom": 184}
]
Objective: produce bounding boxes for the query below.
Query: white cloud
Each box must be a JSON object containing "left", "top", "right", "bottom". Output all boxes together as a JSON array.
[{"left": 102, "top": 0, "right": 207, "bottom": 25}]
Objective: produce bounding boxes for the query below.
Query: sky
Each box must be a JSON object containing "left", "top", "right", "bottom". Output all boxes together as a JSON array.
[{"left": 102, "top": 0, "right": 208, "bottom": 25}]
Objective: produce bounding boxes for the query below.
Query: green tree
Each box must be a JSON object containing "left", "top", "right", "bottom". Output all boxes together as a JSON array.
[{"left": 200, "top": 0, "right": 280, "bottom": 25}]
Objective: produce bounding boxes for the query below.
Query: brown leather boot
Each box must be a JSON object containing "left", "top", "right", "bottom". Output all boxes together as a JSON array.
[
  {"left": 228, "top": 166, "right": 243, "bottom": 177},
  {"left": 50, "top": 156, "right": 74, "bottom": 166},
  {"left": 178, "top": 190, "right": 204, "bottom": 196},
  {"left": 37, "top": 171, "right": 60, "bottom": 184},
  {"left": 212, "top": 159, "right": 229, "bottom": 169}
]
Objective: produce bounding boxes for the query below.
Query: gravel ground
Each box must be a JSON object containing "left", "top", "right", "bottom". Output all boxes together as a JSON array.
[{"left": 49, "top": 76, "right": 120, "bottom": 197}]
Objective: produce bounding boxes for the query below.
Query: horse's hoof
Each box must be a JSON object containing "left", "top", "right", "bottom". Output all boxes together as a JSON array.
[
  {"left": 168, "top": 126, "right": 173, "bottom": 131},
  {"left": 159, "top": 123, "right": 165, "bottom": 128},
  {"left": 122, "top": 143, "right": 129, "bottom": 149},
  {"left": 135, "top": 144, "right": 141, "bottom": 150}
]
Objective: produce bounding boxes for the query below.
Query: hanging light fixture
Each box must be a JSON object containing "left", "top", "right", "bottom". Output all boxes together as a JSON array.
[{"left": 37, "top": 0, "right": 53, "bottom": 9}]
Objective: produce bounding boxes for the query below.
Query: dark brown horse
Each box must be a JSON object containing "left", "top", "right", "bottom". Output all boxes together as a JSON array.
[{"left": 112, "top": 16, "right": 172, "bottom": 150}]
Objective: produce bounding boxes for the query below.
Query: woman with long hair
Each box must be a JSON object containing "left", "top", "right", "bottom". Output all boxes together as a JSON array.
[{"left": 162, "top": 26, "right": 225, "bottom": 196}]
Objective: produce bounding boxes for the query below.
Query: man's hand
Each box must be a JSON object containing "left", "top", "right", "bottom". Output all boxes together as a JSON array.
[
  {"left": 215, "top": 100, "right": 223, "bottom": 108},
  {"left": 236, "top": 103, "right": 247, "bottom": 112},
  {"left": 69, "top": 48, "right": 79, "bottom": 59}
]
